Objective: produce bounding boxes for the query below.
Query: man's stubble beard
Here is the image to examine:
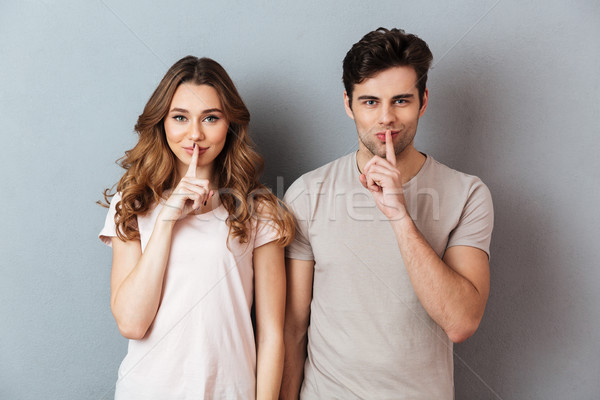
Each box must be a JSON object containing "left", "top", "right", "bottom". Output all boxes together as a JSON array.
[{"left": 358, "top": 125, "right": 417, "bottom": 159}]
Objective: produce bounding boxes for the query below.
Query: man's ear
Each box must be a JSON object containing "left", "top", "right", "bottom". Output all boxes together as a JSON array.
[
  {"left": 343, "top": 91, "right": 354, "bottom": 120},
  {"left": 418, "top": 88, "right": 429, "bottom": 118}
]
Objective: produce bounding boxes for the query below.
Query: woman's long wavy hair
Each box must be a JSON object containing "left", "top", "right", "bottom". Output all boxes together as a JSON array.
[{"left": 101, "top": 56, "right": 294, "bottom": 246}]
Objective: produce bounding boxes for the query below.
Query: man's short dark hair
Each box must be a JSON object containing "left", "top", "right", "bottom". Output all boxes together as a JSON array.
[{"left": 342, "top": 27, "right": 433, "bottom": 108}]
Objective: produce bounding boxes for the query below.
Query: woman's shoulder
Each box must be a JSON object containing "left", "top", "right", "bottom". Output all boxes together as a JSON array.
[
  {"left": 248, "top": 191, "right": 294, "bottom": 246},
  {"left": 250, "top": 193, "right": 288, "bottom": 220}
]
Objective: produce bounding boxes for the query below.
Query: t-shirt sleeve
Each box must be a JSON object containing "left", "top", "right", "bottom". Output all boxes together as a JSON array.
[
  {"left": 446, "top": 179, "right": 494, "bottom": 257},
  {"left": 254, "top": 212, "right": 282, "bottom": 249},
  {"left": 283, "top": 177, "right": 314, "bottom": 261},
  {"left": 98, "top": 192, "right": 122, "bottom": 247}
]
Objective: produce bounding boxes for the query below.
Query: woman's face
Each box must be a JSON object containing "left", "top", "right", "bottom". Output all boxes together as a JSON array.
[{"left": 164, "top": 83, "right": 229, "bottom": 179}]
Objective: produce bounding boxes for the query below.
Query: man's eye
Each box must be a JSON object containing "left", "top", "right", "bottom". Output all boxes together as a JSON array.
[
  {"left": 365, "top": 100, "right": 376, "bottom": 106},
  {"left": 395, "top": 99, "right": 407, "bottom": 104}
]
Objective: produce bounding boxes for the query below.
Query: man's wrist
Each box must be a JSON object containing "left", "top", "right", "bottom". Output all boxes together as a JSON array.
[{"left": 389, "top": 211, "right": 415, "bottom": 237}]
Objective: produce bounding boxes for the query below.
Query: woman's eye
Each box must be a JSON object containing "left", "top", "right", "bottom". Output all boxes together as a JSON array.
[
  {"left": 173, "top": 115, "right": 187, "bottom": 122},
  {"left": 204, "top": 115, "right": 219, "bottom": 123}
]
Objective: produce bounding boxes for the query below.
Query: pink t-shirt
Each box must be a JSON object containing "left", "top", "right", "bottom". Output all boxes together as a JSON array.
[{"left": 99, "top": 193, "right": 279, "bottom": 399}]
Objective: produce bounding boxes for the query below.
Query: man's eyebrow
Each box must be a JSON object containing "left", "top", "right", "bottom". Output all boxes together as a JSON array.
[
  {"left": 356, "top": 95, "right": 380, "bottom": 101},
  {"left": 356, "top": 94, "right": 415, "bottom": 101},
  {"left": 392, "top": 94, "right": 415, "bottom": 100},
  {"left": 169, "top": 107, "right": 223, "bottom": 114}
]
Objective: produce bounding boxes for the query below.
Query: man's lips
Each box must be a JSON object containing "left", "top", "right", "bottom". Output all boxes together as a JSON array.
[{"left": 375, "top": 131, "right": 399, "bottom": 142}]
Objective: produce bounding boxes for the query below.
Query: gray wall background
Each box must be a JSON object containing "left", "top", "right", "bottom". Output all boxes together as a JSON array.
[{"left": 1, "top": 1, "right": 598, "bottom": 399}]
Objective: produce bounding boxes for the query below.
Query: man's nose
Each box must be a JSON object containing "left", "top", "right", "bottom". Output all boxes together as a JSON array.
[{"left": 379, "top": 104, "right": 396, "bottom": 126}]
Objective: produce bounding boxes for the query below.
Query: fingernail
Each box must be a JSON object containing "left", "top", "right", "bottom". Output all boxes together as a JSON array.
[
  {"left": 203, "top": 200, "right": 207, "bottom": 206},
  {"left": 193, "top": 143, "right": 196, "bottom": 149}
]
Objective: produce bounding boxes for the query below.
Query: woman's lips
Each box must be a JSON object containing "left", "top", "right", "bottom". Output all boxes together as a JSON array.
[{"left": 184, "top": 146, "right": 208, "bottom": 155}]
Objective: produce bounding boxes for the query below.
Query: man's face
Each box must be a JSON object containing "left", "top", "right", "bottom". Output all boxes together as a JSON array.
[{"left": 344, "top": 66, "right": 428, "bottom": 159}]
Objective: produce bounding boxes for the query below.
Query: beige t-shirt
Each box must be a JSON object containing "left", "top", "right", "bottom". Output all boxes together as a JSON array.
[
  {"left": 99, "top": 193, "right": 279, "bottom": 400},
  {"left": 284, "top": 153, "right": 493, "bottom": 400}
]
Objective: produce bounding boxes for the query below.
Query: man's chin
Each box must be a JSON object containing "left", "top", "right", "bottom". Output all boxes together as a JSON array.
[{"left": 360, "top": 139, "right": 391, "bottom": 159}]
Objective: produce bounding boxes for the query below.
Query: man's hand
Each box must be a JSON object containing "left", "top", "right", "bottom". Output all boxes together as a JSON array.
[{"left": 359, "top": 130, "right": 408, "bottom": 220}]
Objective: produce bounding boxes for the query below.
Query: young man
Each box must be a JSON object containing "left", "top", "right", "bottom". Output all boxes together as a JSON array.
[{"left": 280, "top": 28, "right": 494, "bottom": 399}]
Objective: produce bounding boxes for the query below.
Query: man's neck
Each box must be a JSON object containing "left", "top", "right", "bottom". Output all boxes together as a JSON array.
[{"left": 356, "top": 145, "right": 426, "bottom": 185}]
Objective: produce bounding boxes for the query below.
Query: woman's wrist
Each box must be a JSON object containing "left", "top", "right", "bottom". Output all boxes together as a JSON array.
[{"left": 156, "top": 209, "right": 179, "bottom": 230}]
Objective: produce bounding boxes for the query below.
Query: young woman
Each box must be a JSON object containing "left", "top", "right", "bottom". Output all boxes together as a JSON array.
[{"left": 99, "top": 56, "right": 294, "bottom": 399}]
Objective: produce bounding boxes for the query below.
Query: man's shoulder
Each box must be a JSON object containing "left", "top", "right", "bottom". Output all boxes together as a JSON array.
[
  {"left": 285, "top": 153, "right": 355, "bottom": 193},
  {"left": 424, "top": 155, "right": 488, "bottom": 189},
  {"left": 421, "top": 156, "right": 493, "bottom": 212}
]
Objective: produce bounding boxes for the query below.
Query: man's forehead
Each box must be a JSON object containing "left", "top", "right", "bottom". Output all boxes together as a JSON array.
[{"left": 352, "top": 66, "right": 419, "bottom": 97}]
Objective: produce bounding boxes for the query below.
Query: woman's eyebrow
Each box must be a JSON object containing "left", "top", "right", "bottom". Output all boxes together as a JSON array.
[{"left": 169, "top": 107, "right": 223, "bottom": 113}]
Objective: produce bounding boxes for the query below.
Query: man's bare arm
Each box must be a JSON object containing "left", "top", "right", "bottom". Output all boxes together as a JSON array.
[
  {"left": 362, "top": 130, "right": 490, "bottom": 343},
  {"left": 279, "top": 258, "right": 314, "bottom": 399},
  {"left": 390, "top": 217, "right": 490, "bottom": 343}
]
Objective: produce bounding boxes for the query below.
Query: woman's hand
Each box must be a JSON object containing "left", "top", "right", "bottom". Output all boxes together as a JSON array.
[
  {"left": 160, "top": 144, "right": 214, "bottom": 222},
  {"left": 111, "top": 144, "right": 214, "bottom": 338}
]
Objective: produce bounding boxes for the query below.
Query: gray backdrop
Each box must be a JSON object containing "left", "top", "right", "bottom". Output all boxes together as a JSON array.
[{"left": 1, "top": 1, "right": 598, "bottom": 399}]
